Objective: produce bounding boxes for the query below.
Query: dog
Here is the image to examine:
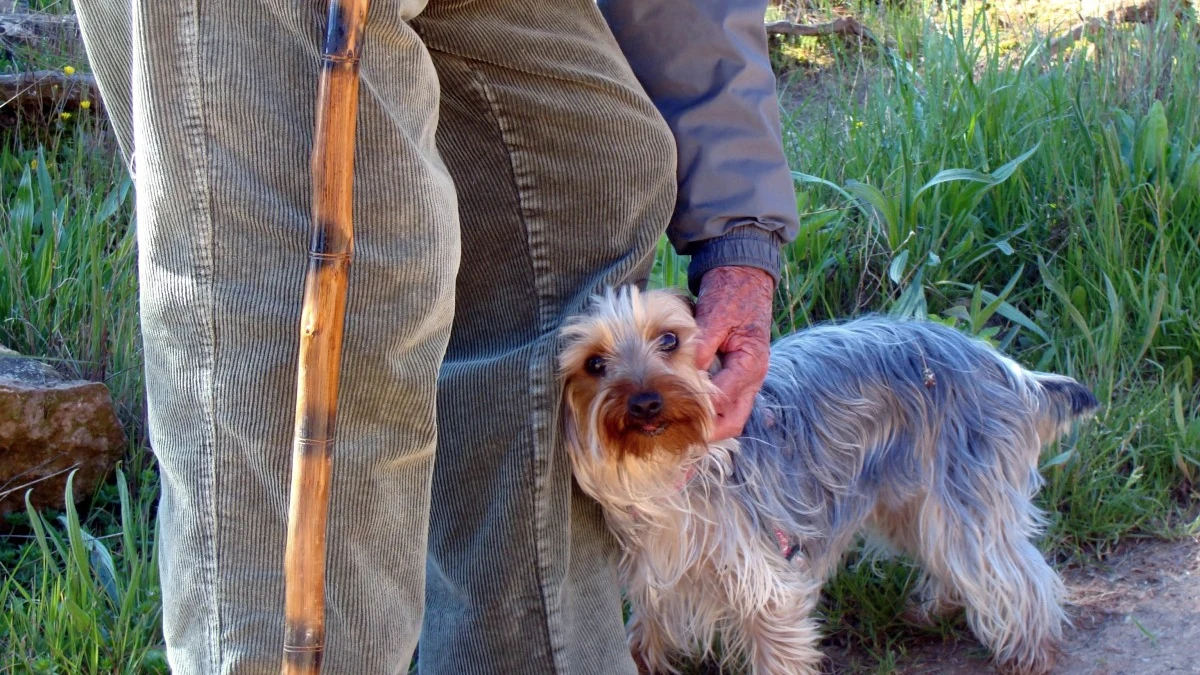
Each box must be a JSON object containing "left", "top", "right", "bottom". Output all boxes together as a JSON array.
[{"left": 557, "top": 286, "right": 1098, "bottom": 675}]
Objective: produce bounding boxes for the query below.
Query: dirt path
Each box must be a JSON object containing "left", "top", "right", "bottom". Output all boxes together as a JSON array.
[{"left": 831, "top": 537, "right": 1200, "bottom": 674}]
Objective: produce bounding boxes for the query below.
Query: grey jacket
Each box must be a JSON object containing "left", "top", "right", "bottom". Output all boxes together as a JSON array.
[{"left": 599, "top": 0, "right": 799, "bottom": 293}]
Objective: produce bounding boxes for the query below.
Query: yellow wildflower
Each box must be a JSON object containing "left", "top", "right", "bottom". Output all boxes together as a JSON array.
[
  {"left": 30, "top": 159, "right": 38, "bottom": 170},
  {"left": 80, "top": 100, "right": 92, "bottom": 110},
  {"left": 854, "top": 120, "right": 865, "bottom": 129},
  {"left": 63, "top": 65, "right": 76, "bottom": 75},
  {"left": 60, "top": 112, "right": 72, "bottom": 121}
]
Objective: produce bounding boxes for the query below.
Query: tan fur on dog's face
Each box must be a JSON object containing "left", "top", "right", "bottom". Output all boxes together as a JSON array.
[{"left": 558, "top": 288, "right": 716, "bottom": 461}]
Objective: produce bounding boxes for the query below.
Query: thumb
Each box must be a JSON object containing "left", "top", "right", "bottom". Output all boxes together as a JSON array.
[{"left": 693, "top": 320, "right": 727, "bottom": 372}]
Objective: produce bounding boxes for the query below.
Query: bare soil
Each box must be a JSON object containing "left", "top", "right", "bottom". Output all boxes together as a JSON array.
[{"left": 830, "top": 537, "right": 1200, "bottom": 674}]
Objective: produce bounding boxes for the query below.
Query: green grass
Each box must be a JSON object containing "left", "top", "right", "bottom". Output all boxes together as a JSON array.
[
  {"left": 4, "top": 1, "right": 1200, "bottom": 672},
  {"left": 758, "top": 1, "right": 1200, "bottom": 553},
  {"left": 0, "top": 133, "right": 142, "bottom": 426},
  {"left": 1, "top": 470, "right": 165, "bottom": 674}
]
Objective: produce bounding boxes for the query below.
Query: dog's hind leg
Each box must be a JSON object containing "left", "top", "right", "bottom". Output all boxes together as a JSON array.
[
  {"left": 914, "top": 492, "right": 1066, "bottom": 675},
  {"left": 869, "top": 502, "right": 963, "bottom": 627},
  {"left": 901, "top": 572, "right": 963, "bottom": 627}
]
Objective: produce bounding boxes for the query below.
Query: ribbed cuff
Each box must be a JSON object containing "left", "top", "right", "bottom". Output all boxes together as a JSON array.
[{"left": 686, "top": 226, "right": 784, "bottom": 294}]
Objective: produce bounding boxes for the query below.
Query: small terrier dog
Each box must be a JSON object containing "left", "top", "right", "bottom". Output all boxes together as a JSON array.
[{"left": 557, "top": 286, "right": 1098, "bottom": 675}]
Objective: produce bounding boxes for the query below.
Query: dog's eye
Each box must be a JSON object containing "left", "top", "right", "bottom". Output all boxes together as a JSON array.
[
  {"left": 584, "top": 356, "right": 607, "bottom": 376},
  {"left": 659, "top": 332, "right": 678, "bottom": 352}
]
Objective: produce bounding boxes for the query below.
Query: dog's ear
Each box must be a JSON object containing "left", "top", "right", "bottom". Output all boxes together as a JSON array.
[{"left": 652, "top": 286, "right": 697, "bottom": 316}]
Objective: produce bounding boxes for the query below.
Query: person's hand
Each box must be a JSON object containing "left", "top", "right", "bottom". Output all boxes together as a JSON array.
[{"left": 692, "top": 265, "right": 774, "bottom": 441}]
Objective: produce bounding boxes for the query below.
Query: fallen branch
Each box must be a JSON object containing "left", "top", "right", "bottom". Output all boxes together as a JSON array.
[
  {"left": 1047, "top": 0, "right": 1195, "bottom": 56},
  {"left": 0, "top": 69, "right": 99, "bottom": 111},
  {"left": 766, "top": 16, "right": 874, "bottom": 40},
  {"left": 0, "top": 11, "right": 78, "bottom": 42},
  {"left": 766, "top": 14, "right": 919, "bottom": 92}
]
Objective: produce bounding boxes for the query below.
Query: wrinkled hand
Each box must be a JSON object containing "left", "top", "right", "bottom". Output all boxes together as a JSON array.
[{"left": 693, "top": 266, "right": 774, "bottom": 441}]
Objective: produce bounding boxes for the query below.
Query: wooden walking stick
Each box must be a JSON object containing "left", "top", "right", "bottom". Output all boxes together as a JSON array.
[{"left": 282, "top": 1, "right": 370, "bottom": 673}]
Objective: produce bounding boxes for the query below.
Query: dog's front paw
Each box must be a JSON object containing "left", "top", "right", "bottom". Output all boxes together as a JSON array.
[
  {"left": 629, "top": 644, "right": 678, "bottom": 675},
  {"left": 628, "top": 615, "right": 679, "bottom": 675},
  {"left": 993, "top": 639, "right": 1061, "bottom": 675},
  {"left": 630, "top": 649, "right": 664, "bottom": 675}
]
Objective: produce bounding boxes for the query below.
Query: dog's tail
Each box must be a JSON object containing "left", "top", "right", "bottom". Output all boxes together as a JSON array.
[{"left": 1030, "top": 373, "right": 1099, "bottom": 444}]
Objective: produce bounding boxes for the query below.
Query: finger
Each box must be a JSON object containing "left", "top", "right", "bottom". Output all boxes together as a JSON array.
[
  {"left": 707, "top": 345, "right": 769, "bottom": 440},
  {"left": 710, "top": 351, "right": 764, "bottom": 404},
  {"left": 710, "top": 391, "right": 758, "bottom": 441}
]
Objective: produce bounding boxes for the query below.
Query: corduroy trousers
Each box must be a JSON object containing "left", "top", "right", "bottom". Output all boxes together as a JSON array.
[{"left": 73, "top": 1, "right": 676, "bottom": 672}]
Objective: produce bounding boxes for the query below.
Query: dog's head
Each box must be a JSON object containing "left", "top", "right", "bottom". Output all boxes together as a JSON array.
[{"left": 558, "top": 286, "right": 716, "bottom": 466}]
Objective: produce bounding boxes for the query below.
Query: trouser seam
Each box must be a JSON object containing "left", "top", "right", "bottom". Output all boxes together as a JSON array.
[
  {"left": 176, "top": 1, "right": 222, "bottom": 669},
  {"left": 426, "top": 48, "right": 568, "bottom": 673}
]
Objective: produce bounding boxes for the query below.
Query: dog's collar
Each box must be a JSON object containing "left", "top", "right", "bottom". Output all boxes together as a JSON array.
[
  {"left": 773, "top": 528, "right": 801, "bottom": 561},
  {"left": 677, "top": 465, "right": 697, "bottom": 490}
]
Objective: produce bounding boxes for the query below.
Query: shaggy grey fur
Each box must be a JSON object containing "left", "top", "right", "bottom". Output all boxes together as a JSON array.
[
  {"left": 560, "top": 288, "right": 1098, "bottom": 675},
  {"left": 734, "top": 316, "right": 1097, "bottom": 578}
]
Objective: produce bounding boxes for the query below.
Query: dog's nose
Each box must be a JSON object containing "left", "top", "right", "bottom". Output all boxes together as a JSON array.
[{"left": 627, "top": 391, "right": 663, "bottom": 419}]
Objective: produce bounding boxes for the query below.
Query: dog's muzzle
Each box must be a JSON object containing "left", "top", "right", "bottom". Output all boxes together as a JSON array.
[{"left": 627, "top": 390, "right": 669, "bottom": 435}]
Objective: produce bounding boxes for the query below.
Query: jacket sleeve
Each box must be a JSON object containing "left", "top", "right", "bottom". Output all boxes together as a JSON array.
[{"left": 598, "top": 0, "right": 799, "bottom": 293}]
